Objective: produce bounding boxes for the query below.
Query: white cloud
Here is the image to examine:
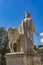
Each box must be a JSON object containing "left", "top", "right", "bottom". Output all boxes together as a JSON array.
[
  {"left": 40, "top": 33, "right": 43, "bottom": 36},
  {"left": 40, "top": 38, "right": 43, "bottom": 43}
]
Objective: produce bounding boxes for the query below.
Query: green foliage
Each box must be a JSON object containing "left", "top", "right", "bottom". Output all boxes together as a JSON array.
[
  {"left": 0, "top": 27, "right": 8, "bottom": 44},
  {"left": 0, "top": 44, "right": 2, "bottom": 53},
  {"left": 0, "top": 27, "right": 9, "bottom": 65}
]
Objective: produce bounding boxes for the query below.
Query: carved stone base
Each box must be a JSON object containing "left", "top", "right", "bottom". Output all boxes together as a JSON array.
[
  {"left": 5, "top": 52, "right": 32, "bottom": 65},
  {"left": 5, "top": 52, "right": 41, "bottom": 65},
  {"left": 5, "top": 52, "right": 24, "bottom": 65}
]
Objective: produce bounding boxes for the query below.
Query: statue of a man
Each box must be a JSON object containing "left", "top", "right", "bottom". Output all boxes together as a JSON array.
[{"left": 19, "top": 12, "right": 40, "bottom": 52}]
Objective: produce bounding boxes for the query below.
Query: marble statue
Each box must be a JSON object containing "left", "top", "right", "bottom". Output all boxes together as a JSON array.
[{"left": 19, "top": 12, "right": 40, "bottom": 52}]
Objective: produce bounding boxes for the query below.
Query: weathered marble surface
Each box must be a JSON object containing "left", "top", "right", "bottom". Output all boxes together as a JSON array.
[{"left": 5, "top": 12, "right": 43, "bottom": 65}]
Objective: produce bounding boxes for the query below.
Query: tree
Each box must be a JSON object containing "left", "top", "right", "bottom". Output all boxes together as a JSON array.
[{"left": 0, "top": 27, "right": 9, "bottom": 65}]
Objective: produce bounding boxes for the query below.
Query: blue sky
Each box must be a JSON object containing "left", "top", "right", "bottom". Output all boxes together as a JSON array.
[{"left": 0, "top": 0, "right": 43, "bottom": 45}]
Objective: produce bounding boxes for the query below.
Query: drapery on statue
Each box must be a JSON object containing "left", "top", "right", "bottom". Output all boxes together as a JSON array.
[{"left": 19, "top": 12, "right": 40, "bottom": 52}]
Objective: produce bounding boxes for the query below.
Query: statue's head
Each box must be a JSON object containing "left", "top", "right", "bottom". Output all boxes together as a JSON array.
[{"left": 25, "top": 12, "right": 31, "bottom": 18}]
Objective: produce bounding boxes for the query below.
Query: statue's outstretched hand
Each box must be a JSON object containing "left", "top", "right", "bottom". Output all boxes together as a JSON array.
[
  {"left": 35, "top": 31, "right": 40, "bottom": 36},
  {"left": 36, "top": 33, "right": 40, "bottom": 36},
  {"left": 34, "top": 28, "right": 40, "bottom": 36}
]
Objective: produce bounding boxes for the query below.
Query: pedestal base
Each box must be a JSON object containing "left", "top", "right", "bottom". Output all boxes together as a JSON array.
[{"left": 5, "top": 52, "right": 26, "bottom": 65}]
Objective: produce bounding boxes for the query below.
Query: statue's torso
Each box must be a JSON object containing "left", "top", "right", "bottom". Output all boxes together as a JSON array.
[
  {"left": 19, "top": 18, "right": 34, "bottom": 50},
  {"left": 20, "top": 18, "right": 34, "bottom": 39}
]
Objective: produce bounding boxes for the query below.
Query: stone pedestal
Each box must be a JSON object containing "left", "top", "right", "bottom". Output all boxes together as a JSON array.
[
  {"left": 5, "top": 52, "right": 35, "bottom": 65},
  {"left": 5, "top": 52, "right": 25, "bottom": 65}
]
